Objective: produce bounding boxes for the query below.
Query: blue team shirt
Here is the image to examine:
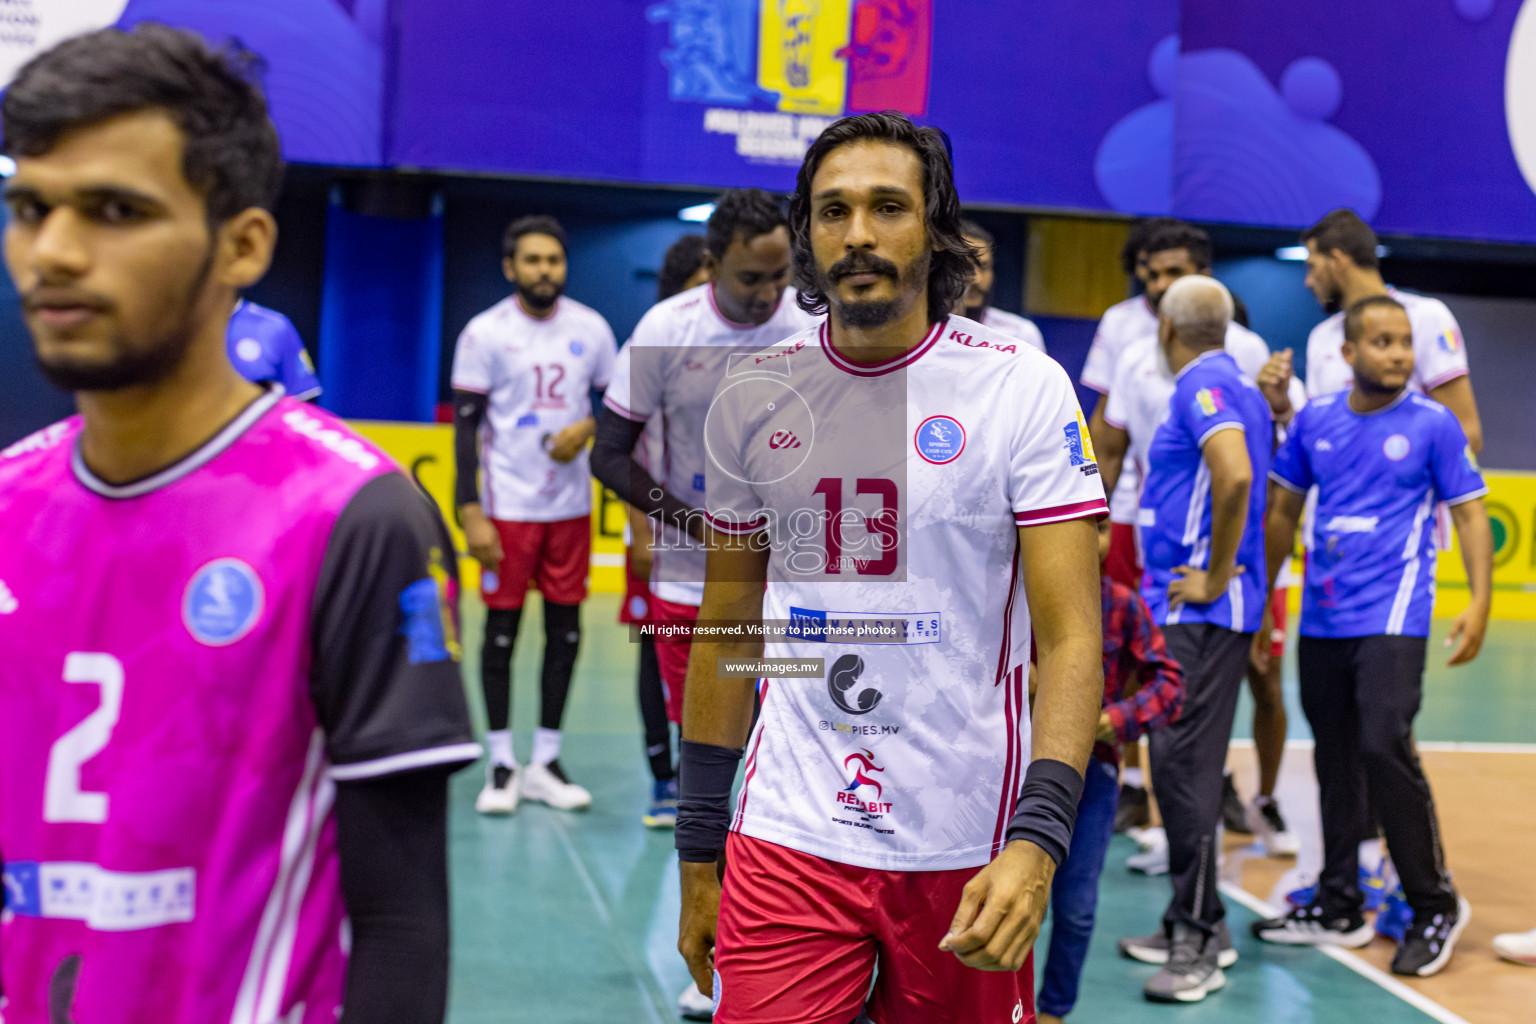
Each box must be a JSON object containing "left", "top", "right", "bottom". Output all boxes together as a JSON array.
[
  {"left": 1139, "top": 350, "right": 1271, "bottom": 632},
  {"left": 1271, "top": 391, "right": 1486, "bottom": 638},
  {"left": 227, "top": 300, "right": 321, "bottom": 399}
]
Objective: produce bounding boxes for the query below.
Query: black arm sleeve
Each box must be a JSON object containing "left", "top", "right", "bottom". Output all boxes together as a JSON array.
[
  {"left": 453, "top": 389, "right": 488, "bottom": 509},
  {"left": 590, "top": 407, "right": 704, "bottom": 539},
  {"left": 335, "top": 768, "right": 452, "bottom": 1024},
  {"left": 311, "top": 472, "right": 479, "bottom": 776}
]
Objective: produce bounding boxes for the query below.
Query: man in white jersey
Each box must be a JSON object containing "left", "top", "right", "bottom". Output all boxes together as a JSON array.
[
  {"left": 1259, "top": 209, "right": 1482, "bottom": 454},
  {"left": 453, "top": 215, "right": 618, "bottom": 815},
  {"left": 1081, "top": 219, "right": 1174, "bottom": 597},
  {"left": 593, "top": 189, "right": 816, "bottom": 723},
  {"left": 674, "top": 112, "right": 1106, "bottom": 1024},
  {"left": 955, "top": 217, "right": 1046, "bottom": 353}
]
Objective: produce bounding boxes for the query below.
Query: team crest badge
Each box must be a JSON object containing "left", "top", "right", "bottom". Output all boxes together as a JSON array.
[
  {"left": 914, "top": 415, "right": 966, "bottom": 464},
  {"left": 569, "top": 340, "right": 585, "bottom": 356},
  {"left": 183, "top": 559, "right": 264, "bottom": 646},
  {"left": 1384, "top": 434, "right": 1411, "bottom": 461}
]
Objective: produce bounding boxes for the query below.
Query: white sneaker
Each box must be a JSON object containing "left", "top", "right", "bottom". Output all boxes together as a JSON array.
[
  {"left": 1246, "top": 796, "right": 1301, "bottom": 858},
  {"left": 521, "top": 759, "right": 592, "bottom": 810},
  {"left": 678, "top": 980, "right": 714, "bottom": 1020},
  {"left": 474, "top": 763, "right": 521, "bottom": 815},
  {"left": 1129, "top": 825, "right": 1165, "bottom": 850},
  {"left": 1127, "top": 831, "right": 1170, "bottom": 875},
  {"left": 1493, "top": 927, "right": 1536, "bottom": 966}
]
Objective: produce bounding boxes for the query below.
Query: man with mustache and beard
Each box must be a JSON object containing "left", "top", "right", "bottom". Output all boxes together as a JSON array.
[
  {"left": 453, "top": 215, "right": 618, "bottom": 816},
  {"left": 0, "top": 25, "right": 477, "bottom": 1024},
  {"left": 675, "top": 112, "right": 1107, "bottom": 1024},
  {"left": 953, "top": 218, "right": 1045, "bottom": 353}
]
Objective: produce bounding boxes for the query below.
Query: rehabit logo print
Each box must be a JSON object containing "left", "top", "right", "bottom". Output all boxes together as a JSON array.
[{"left": 834, "top": 748, "right": 894, "bottom": 832}]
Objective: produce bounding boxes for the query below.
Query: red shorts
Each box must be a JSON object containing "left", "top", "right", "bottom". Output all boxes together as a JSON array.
[
  {"left": 618, "top": 547, "right": 655, "bottom": 625},
  {"left": 1104, "top": 521, "right": 1140, "bottom": 589},
  {"left": 715, "top": 834, "right": 1033, "bottom": 1024},
  {"left": 482, "top": 516, "right": 590, "bottom": 610},
  {"left": 1268, "top": 588, "right": 1289, "bottom": 661},
  {"left": 652, "top": 596, "right": 698, "bottom": 724}
]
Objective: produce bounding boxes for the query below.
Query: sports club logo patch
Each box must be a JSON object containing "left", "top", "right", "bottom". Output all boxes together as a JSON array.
[
  {"left": 833, "top": 747, "right": 894, "bottom": 828},
  {"left": 401, "top": 548, "right": 463, "bottom": 665},
  {"left": 1384, "top": 434, "right": 1411, "bottom": 461},
  {"left": 183, "top": 559, "right": 264, "bottom": 646},
  {"left": 1438, "top": 328, "right": 1462, "bottom": 354},
  {"left": 1062, "top": 412, "right": 1099, "bottom": 476},
  {"left": 914, "top": 415, "right": 965, "bottom": 464},
  {"left": 569, "top": 340, "right": 585, "bottom": 356},
  {"left": 1192, "top": 387, "right": 1226, "bottom": 418}
]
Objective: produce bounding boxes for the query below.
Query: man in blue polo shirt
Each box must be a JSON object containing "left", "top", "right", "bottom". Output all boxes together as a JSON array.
[
  {"left": 1253, "top": 294, "right": 1492, "bottom": 978},
  {"left": 227, "top": 298, "right": 321, "bottom": 400},
  {"left": 1118, "top": 276, "right": 1271, "bottom": 1003}
]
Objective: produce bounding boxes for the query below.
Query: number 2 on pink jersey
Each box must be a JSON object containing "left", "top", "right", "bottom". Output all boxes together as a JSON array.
[{"left": 44, "top": 652, "right": 125, "bottom": 824}]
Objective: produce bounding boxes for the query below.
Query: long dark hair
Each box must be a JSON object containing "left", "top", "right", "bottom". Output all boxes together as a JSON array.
[{"left": 789, "top": 111, "right": 975, "bottom": 322}]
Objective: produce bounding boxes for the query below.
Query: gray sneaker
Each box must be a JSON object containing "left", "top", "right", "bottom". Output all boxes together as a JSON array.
[
  {"left": 1119, "top": 917, "right": 1238, "bottom": 967},
  {"left": 1143, "top": 925, "right": 1227, "bottom": 1003}
]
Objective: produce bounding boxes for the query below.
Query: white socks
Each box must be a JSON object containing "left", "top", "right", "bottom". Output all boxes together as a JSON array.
[
  {"left": 532, "top": 727, "right": 562, "bottom": 767},
  {"left": 486, "top": 729, "right": 515, "bottom": 769},
  {"left": 1123, "top": 767, "right": 1146, "bottom": 789}
]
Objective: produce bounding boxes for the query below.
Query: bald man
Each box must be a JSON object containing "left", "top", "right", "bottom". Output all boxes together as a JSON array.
[{"left": 1118, "top": 277, "right": 1273, "bottom": 1004}]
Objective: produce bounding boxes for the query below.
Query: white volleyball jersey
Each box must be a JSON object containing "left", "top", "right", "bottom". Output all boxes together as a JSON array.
[
  {"left": 605, "top": 283, "right": 817, "bottom": 606},
  {"left": 706, "top": 315, "right": 1108, "bottom": 871},
  {"left": 451, "top": 296, "right": 616, "bottom": 521},
  {"left": 1104, "top": 323, "right": 1294, "bottom": 555},
  {"left": 980, "top": 306, "right": 1046, "bottom": 353},
  {"left": 1082, "top": 294, "right": 1158, "bottom": 524},
  {"left": 1305, "top": 288, "right": 1469, "bottom": 399}
]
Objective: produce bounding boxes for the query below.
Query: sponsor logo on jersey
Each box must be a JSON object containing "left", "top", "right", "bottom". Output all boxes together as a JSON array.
[
  {"left": 819, "top": 719, "right": 901, "bottom": 736},
  {"left": 833, "top": 748, "right": 894, "bottom": 825},
  {"left": 569, "top": 340, "right": 585, "bottom": 356},
  {"left": 1062, "top": 413, "right": 1099, "bottom": 476},
  {"left": 400, "top": 579, "right": 453, "bottom": 664},
  {"left": 1384, "top": 434, "right": 1411, "bottom": 461},
  {"left": 914, "top": 415, "right": 965, "bottom": 464},
  {"left": 684, "top": 358, "right": 708, "bottom": 371},
  {"left": 1193, "top": 387, "right": 1225, "bottom": 417},
  {"left": 1316, "top": 439, "right": 1334, "bottom": 452},
  {"left": 693, "top": 472, "right": 706, "bottom": 491},
  {"left": 948, "top": 327, "right": 1017, "bottom": 354},
  {"left": 234, "top": 338, "right": 264, "bottom": 364},
  {"left": 0, "top": 578, "right": 15, "bottom": 615},
  {"left": 768, "top": 429, "right": 802, "bottom": 450},
  {"left": 183, "top": 559, "right": 264, "bottom": 646},
  {"left": 787, "top": 607, "right": 941, "bottom": 644},
  {"left": 827, "top": 653, "right": 882, "bottom": 714},
  {"left": 516, "top": 413, "right": 539, "bottom": 428},
  {"left": 1438, "top": 328, "right": 1462, "bottom": 353},
  {"left": 1, "top": 421, "right": 71, "bottom": 460},
  {"left": 2, "top": 861, "right": 196, "bottom": 931},
  {"left": 282, "top": 409, "right": 381, "bottom": 471}
]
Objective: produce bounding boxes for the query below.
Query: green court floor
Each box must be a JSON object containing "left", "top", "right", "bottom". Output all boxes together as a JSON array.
[{"left": 445, "top": 594, "right": 1526, "bottom": 1023}]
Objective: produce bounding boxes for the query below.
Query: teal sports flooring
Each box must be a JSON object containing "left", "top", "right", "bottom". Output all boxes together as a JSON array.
[{"left": 445, "top": 594, "right": 1532, "bottom": 1023}]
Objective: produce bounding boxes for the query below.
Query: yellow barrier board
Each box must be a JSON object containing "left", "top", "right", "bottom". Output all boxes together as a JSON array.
[{"left": 350, "top": 421, "right": 629, "bottom": 596}]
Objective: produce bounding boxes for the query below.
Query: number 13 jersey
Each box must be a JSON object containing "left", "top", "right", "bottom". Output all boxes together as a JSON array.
[{"left": 704, "top": 315, "right": 1107, "bottom": 871}]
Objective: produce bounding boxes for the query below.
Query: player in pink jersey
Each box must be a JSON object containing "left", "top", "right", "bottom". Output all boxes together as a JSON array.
[
  {"left": 0, "top": 26, "right": 477, "bottom": 1023},
  {"left": 674, "top": 113, "right": 1107, "bottom": 1024}
]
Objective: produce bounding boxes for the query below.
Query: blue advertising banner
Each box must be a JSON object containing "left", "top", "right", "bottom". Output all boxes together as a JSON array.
[{"left": 9, "top": 2, "right": 1536, "bottom": 242}]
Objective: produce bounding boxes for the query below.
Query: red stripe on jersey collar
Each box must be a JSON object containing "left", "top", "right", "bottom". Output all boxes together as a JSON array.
[{"left": 819, "top": 317, "right": 946, "bottom": 377}]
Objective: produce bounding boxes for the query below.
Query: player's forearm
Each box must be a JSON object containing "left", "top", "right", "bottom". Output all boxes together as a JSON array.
[
  {"left": 1451, "top": 499, "right": 1494, "bottom": 613},
  {"left": 1031, "top": 632, "right": 1103, "bottom": 775},
  {"left": 1431, "top": 376, "right": 1483, "bottom": 454},
  {"left": 335, "top": 769, "right": 452, "bottom": 1023},
  {"left": 1020, "top": 519, "right": 1104, "bottom": 775},
  {"left": 591, "top": 409, "right": 703, "bottom": 539},
  {"left": 1097, "top": 446, "right": 1125, "bottom": 509},
  {"left": 1205, "top": 472, "right": 1252, "bottom": 583},
  {"left": 679, "top": 638, "right": 761, "bottom": 748},
  {"left": 452, "top": 389, "right": 488, "bottom": 511},
  {"left": 1264, "top": 488, "right": 1303, "bottom": 598}
]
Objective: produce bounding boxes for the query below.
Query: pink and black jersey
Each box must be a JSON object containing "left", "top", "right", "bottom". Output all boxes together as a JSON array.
[
  {"left": 704, "top": 315, "right": 1108, "bottom": 871},
  {"left": 0, "top": 388, "right": 478, "bottom": 1023}
]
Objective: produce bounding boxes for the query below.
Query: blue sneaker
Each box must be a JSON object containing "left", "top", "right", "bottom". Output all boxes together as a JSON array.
[
  {"left": 1376, "top": 886, "right": 1413, "bottom": 943},
  {"left": 643, "top": 778, "right": 678, "bottom": 829},
  {"left": 1286, "top": 861, "right": 1391, "bottom": 909}
]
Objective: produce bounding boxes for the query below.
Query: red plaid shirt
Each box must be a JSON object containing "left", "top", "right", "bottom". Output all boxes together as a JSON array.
[{"left": 1096, "top": 576, "right": 1184, "bottom": 763}]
